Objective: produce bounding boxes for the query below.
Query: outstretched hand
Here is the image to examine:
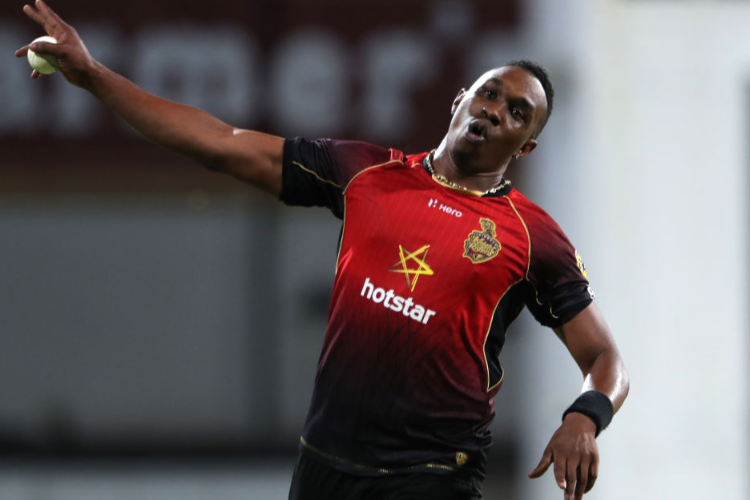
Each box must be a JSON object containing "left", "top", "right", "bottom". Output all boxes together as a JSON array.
[
  {"left": 14, "top": 0, "right": 96, "bottom": 87},
  {"left": 528, "top": 412, "right": 599, "bottom": 500}
]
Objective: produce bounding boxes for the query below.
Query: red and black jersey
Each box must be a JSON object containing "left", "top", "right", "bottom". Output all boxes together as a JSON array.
[{"left": 280, "top": 137, "right": 594, "bottom": 480}]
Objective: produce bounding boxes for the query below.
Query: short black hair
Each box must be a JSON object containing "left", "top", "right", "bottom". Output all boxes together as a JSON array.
[{"left": 505, "top": 60, "right": 554, "bottom": 138}]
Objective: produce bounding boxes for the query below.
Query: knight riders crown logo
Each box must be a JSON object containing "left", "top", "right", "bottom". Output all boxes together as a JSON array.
[{"left": 463, "top": 218, "right": 501, "bottom": 264}]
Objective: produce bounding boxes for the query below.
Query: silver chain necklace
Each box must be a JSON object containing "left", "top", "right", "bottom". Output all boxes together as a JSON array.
[{"left": 424, "top": 150, "right": 510, "bottom": 196}]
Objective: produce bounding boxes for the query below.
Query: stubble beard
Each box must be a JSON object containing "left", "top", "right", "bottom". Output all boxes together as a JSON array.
[{"left": 450, "top": 144, "right": 486, "bottom": 175}]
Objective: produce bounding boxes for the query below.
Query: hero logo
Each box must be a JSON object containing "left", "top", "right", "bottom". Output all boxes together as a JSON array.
[
  {"left": 360, "top": 278, "right": 436, "bottom": 325},
  {"left": 428, "top": 198, "right": 462, "bottom": 218}
]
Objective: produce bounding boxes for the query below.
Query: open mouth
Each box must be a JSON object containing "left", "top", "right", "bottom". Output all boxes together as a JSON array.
[{"left": 466, "top": 120, "right": 487, "bottom": 142}]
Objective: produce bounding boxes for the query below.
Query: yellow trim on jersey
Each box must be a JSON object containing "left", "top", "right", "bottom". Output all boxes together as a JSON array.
[
  {"left": 292, "top": 161, "right": 343, "bottom": 188},
  {"left": 342, "top": 159, "right": 404, "bottom": 193},
  {"left": 335, "top": 196, "right": 347, "bottom": 274},
  {"left": 482, "top": 279, "right": 523, "bottom": 392},
  {"left": 505, "top": 196, "right": 559, "bottom": 321},
  {"left": 300, "top": 436, "right": 456, "bottom": 474},
  {"left": 333, "top": 158, "right": 404, "bottom": 275},
  {"left": 293, "top": 155, "right": 401, "bottom": 275},
  {"left": 333, "top": 158, "right": 402, "bottom": 274}
]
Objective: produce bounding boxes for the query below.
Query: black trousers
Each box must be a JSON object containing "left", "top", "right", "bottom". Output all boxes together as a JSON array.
[{"left": 288, "top": 453, "right": 483, "bottom": 500}]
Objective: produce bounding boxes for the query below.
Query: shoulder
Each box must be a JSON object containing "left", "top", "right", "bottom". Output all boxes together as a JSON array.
[
  {"left": 507, "top": 190, "right": 593, "bottom": 327},
  {"left": 326, "top": 139, "right": 404, "bottom": 169},
  {"left": 505, "top": 189, "right": 582, "bottom": 276},
  {"left": 284, "top": 137, "right": 406, "bottom": 188},
  {"left": 339, "top": 149, "right": 427, "bottom": 193},
  {"left": 504, "top": 189, "right": 565, "bottom": 238}
]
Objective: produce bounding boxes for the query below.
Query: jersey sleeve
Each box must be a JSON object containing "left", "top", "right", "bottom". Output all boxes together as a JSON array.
[
  {"left": 522, "top": 207, "right": 594, "bottom": 328},
  {"left": 279, "top": 137, "right": 398, "bottom": 219}
]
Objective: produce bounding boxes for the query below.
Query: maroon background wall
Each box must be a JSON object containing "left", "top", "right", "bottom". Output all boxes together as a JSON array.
[{"left": 1, "top": 0, "right": 520, "bottom": 179}]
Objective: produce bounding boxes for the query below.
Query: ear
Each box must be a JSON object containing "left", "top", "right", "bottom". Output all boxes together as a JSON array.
[
  {"left": 517, "top": 139, "right": 538, "bottom": 159},
  {"left": 451, "top": 88, "right": 466, "bottom": 115}
]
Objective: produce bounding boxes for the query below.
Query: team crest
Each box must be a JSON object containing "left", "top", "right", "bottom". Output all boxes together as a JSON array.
[
  {"left": 575, "top": 250, "right": 589, "bottom": 280},
  {"left": 456, "top": 451, "right": 468, "bottom": 466},
  {"left": 463, "top": 218, "right": 501, "bottom": 264}
]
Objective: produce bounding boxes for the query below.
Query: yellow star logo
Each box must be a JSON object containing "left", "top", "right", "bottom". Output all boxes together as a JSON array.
[{"left": 390, "top": 245, "right": 434, "bottom": 292}]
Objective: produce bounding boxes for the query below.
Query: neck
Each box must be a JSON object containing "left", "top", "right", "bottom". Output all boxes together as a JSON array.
[{"left": 432, "top": 140, "right": 509, "bottom": 193}]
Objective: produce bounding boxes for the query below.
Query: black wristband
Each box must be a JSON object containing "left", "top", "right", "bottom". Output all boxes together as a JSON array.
[{"left": 562, "top": 390, "right": 614, "bottom": 437}]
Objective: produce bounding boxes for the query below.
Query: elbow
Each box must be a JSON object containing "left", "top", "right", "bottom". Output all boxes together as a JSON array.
[
  {"left": 200, "top": 141, "right": 233, "bottom": 174},
  {"left": 587, "top": 347, "right": 630, "bottom": 412},
  {"left": 195, "top": 130, "right": 243, "bottom": 175},
  {"left": 613, "top": 355, "right": 630, "bottom": 412}
]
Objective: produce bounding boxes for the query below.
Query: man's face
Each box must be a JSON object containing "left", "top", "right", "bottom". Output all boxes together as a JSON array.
[{"left": 446, "top": 66, "right": 547, "bottom": 173}]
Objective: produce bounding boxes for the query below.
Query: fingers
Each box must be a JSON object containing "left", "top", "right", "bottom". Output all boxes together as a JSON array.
[
  {"left": 585, "top": 456, "right": 599, "bottom": 492},
  {"left": 564, "top": 460, "right": 577, "bottom": 499},
  {"left": 31, "top": 70, "right": 41, "bottom": 79},
  {"left": 574, "top": 459, "right": 589, "bottom": 500},
  {"left": 528, "top": 447, "right": 553, "bottom": 478},
  {"left": 22, "top": 0, "right": 68, "bottom": 37},
  {"left": 563, "top": 456, "right": 597, "bottom": 500},
  {"left": 30, "top": 41, "right": 63, "bottom": 56},
  {"left": 36, "top": 0, "right": 68, "bottom": 28},
  {"left": 15, "top": 46, "right": 30, "bottom": 57},
  {"left": 553, "top": 455, "right": 567, "bottom": 491},
  {"left": 22, "top": 3, "right": 45, "bottom": 27}
]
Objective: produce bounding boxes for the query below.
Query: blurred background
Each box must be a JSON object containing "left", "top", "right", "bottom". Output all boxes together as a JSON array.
[{"left": 0, "top": 0, "right": 748, "bottom": 498}]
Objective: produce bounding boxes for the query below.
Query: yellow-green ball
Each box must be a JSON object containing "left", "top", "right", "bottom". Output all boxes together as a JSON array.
[{"left": 27, "top": 36, "right": 59, "bottom": 75}]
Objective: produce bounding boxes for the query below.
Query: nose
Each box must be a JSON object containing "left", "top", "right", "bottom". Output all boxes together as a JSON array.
[{"left": 482, "top": 106, "right": 500, "bottom": 127}]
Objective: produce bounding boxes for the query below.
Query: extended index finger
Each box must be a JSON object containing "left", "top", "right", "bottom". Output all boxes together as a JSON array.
[
  {"left": 22, "top": 0, "right": 68, "bottom": 37},
  {"left": 22, "top": 3, "right": 46, "bottom": 28},
  {"left": 36, "top": 0, "right": 68, "bottom": 27},
  {"left": 15, "top": 45, "right": 30, "bottom": 57}
]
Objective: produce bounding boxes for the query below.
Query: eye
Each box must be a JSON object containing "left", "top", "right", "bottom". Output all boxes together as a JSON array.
[
  {"left": 510, "top": 107, "right": 525, "bottom": 121},
  {"left": 479, "top": 86, "right": 497, "bottom": 99}
]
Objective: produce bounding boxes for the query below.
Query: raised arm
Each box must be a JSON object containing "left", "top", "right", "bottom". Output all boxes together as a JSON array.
[
  {"left": 14, "top": 0, "right": 283, "bottom": 196},
  {"left": 528, "top": 302, "right": 629, "bottom": 500}
]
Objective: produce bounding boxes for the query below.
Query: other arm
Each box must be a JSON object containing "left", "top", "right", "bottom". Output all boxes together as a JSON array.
[
  {"left": 14, "top": 0, "right": 282, "bottom": 195},
  {"left": 528, "top": 302, "right": 630, "bottom": 500}
]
